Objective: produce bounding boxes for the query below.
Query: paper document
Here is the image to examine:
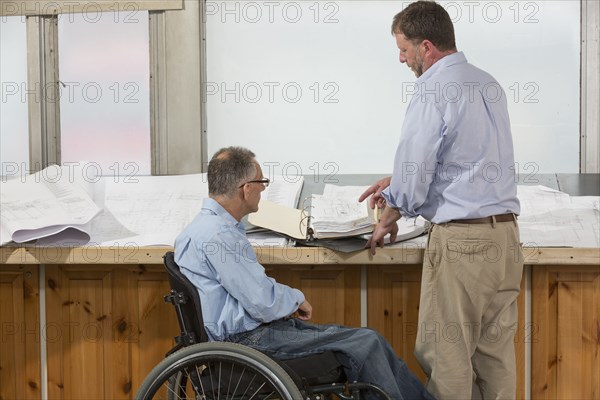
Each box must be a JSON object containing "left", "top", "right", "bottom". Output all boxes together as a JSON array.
[
  {"left": 0, "top": 165, "right": 101, "bottom": 245},
  {"left": 517, "top": 185, "right": 599, "bottom": 248},
  {"left": 91, "top": 174, "right": 208, "bottom": 246},
  {"left": 247, "top": 231, "right": 292, "bottom": 247},
  {"left": 308, "top": 184, "right": 376, "bottom": 239},
  {"left": 262, "top": 175, "right": 304, "bottom": 208},
  {"left": 309, "top": 195, "right": 375, "bottom": 238}
]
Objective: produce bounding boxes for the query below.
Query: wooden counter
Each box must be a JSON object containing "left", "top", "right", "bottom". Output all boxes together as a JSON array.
[
  {"left": 1, "top": 245, "right": 598, "bottom": 399},
  {"left": 2, "top": 244, "right": 599, "bottom": 266}
]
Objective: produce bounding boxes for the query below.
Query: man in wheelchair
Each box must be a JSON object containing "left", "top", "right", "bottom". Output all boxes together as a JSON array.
[{"left": 172, "top": 146, "right": 434, "bottom": 400}]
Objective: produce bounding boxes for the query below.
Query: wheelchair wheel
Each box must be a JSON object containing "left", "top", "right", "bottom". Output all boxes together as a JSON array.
[{"left": 136, "top": 342, "right": 303, "bottom": 400}]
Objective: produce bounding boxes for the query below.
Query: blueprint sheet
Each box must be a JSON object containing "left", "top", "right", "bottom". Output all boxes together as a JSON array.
[
  {"left": 89, "top": 174, "right": 208, "bottom": 246},
  {"left": 516, "top": 185, "right": 599, "bottom": 248}
]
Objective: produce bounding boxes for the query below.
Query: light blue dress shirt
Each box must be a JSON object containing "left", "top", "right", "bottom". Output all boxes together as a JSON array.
[
  {"left": 382, "top": 52, "right": 520, "bottom": 224},
  {"left": 174, "top": 198, "right": 305, "bottom": 341}
]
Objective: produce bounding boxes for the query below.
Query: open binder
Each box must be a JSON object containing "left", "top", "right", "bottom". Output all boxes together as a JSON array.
[
  {"left": 247, "top": 199, "right": 310, "bottom": 240},
  {"left": 248, "top": 196, "right": 375, "bottom": 241},
  {"left": 248, "top": 184, "right": 430, "bottom": 252}
]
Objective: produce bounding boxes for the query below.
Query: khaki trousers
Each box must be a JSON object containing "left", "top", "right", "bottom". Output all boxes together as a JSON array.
[{"left": 415, "top": 219, "right": 523, "bottom": 400}]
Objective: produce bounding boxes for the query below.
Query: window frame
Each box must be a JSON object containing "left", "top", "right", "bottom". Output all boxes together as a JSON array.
[
  {"left": 1, "top": 1, "right": 182, "bottom": 16},
  {"left": 581, "top": 0, "right": 600, "bottom": 172},
  {"left": 19, "top": 0, "right": 206, "bottom": 175}
]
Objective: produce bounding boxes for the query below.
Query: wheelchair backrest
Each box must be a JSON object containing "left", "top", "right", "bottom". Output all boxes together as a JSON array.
[{"left": 163, "top": 251, "right": 210, "bottom": 344}]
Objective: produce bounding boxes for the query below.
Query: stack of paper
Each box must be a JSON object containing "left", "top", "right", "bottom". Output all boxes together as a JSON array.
[{"left": 309, "top": 185, "right": 376, "bottom": 239}]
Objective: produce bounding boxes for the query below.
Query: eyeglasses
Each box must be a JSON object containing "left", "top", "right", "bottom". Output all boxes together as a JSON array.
[{"left": 239, "top": 178, "right": 270, "bottom": 188}]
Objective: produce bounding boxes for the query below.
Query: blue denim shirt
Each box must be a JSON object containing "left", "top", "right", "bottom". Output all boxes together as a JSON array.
[
  {"left": 174, "top": 198, "right": 305, "bottom": 341},
  {"left": 382, "top": 52, "right": 520, "bottom": 224}
]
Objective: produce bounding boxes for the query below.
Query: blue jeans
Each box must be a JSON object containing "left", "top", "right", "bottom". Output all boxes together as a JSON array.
[{"left": 226, "top": 318, "right": 435, "bottom": 400}]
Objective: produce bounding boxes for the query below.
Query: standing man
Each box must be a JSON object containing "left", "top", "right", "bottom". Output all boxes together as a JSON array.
[
  {"left": 175, "top": 146, "right": 434, "bottom": 400},
  {"left": 360, "top": 1, "right": 524, "bottom": 399}
]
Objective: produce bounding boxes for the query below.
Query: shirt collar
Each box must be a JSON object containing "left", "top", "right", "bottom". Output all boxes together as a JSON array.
[
  {"left": 416, "top": 51, "right": 467, "bottom": 84},
  {"left": 202, "top": 197, "right": 245, "bottom": 231}
]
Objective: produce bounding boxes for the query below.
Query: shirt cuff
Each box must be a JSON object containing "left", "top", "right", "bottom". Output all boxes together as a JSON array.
[
  {"left": 293, "top": 288, "right": 305, "bottom": 307},
  {"left": 381, "top": 187, "right": 393, "bottom": 207}
]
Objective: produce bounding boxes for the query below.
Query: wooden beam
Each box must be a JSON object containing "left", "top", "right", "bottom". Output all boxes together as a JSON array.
[{"left": 1, "top": 1, "right": 183, "bottom": 16}]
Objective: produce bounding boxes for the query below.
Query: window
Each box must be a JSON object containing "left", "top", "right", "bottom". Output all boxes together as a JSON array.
[
  {"left": 1, "top": 16, "right": 29, "bottom": 177},
  {"left": 206, "top": 1, "right": 581, "bottom": 174},
  {"left": 58, "top": 10, "right": 150, "bottom": 176}
]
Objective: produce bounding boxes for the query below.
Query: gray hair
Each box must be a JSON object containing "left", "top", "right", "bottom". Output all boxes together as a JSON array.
[{"left": 208, "top": 147, "right": 257, "bottom": 197}]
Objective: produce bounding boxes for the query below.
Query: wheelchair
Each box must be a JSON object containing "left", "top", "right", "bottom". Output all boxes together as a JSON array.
[{"left": 135, "top": 251, "right": 392, "bottom": 400}]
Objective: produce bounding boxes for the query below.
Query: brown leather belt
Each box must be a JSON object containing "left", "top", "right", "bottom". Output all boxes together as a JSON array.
[{"left": 449, "top": 213, "right": 516, "bottom": 224}]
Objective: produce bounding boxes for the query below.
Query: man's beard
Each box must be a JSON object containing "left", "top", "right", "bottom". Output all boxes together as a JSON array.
[{"left": 412, "top": 51, "right": 424, "bottom": 77}]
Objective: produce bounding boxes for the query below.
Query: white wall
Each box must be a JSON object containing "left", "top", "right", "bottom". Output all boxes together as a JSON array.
[{"left": 206, "top": 0, "right": 580, "bottom": 175}]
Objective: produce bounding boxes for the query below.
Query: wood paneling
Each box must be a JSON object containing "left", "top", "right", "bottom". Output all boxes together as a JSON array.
[
  {"left": 45, "top": 265, "right": 177, "bottom": 400},
  {"left": 532, "top": 266, "right": 600, "bottom": 400},
  {"left": 3, "top": 257, "right": 599, "bottom": 399},
  {"left": 266, "top": 265, "right": 361, "bottom": 327},
  {"left": 0, "top": 265, "right": 41, "bottom": 400},
  {"left": 41, "top": 263, "right": 361, "bottom": 398},
  {"left": 367, "top": 265, "right": 426, "bottom": 383}
]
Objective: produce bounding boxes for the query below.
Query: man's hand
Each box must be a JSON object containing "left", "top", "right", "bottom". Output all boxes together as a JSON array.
[
  {"left": 359, "top": 176, "right": 392, "bottom": 209},
  {"left": 366, "top": 206, "right": 401, "bottom": 255},
  {"left": 296, "top": 300, "right": 313, "bottom": 321}
]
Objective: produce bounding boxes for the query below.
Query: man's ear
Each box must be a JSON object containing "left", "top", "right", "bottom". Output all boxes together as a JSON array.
[
  {"left": 421, "top": 39, "right": 438, "bottom": 56},
  {"left": 239, "top": 184, "right": 250, "bottom": 201},
  {"left": 421, "top": 39, "right": 431, "bottom": 53}
]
